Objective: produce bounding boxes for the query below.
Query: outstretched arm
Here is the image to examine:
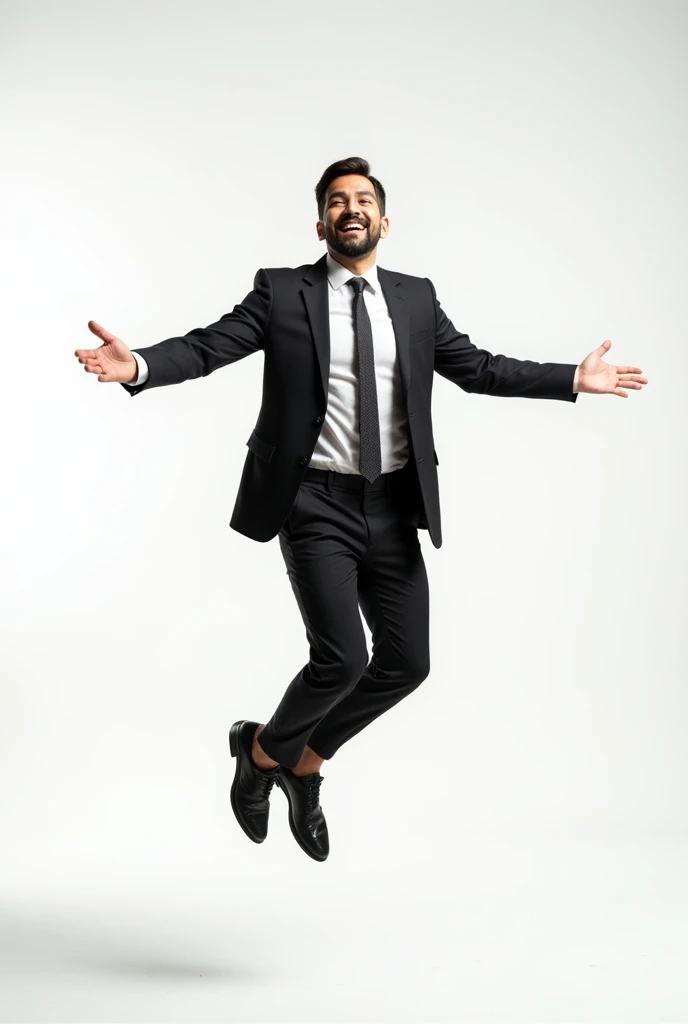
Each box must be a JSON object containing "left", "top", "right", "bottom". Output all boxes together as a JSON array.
[
  {"left": 427, "top": 278, "right": 579, "bottom": 402},
  {"left": 120, "top": 267, "right": 273, "bottom": 397}
]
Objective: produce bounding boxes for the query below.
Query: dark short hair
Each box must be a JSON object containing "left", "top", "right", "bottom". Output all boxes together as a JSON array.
[{"left": 315, "top": 157, "right": 386, "bottom": 221}]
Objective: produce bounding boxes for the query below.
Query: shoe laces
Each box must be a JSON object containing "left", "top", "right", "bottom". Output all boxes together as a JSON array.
[
  {"left": 259, "top": 772, "right": 277, "bottom": 799},
  {"left": 304, "top": 773, "right": 323, "bottom": 813}
]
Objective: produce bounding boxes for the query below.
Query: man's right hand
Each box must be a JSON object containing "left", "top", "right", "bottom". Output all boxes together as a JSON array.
[{"left": 75, "top": 321, "right": 138, "bottom": 383}]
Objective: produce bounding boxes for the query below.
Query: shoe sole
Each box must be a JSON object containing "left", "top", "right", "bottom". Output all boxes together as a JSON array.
[
  {"left": 229, "top": 722, "right": 264, "bottom": 844},
  {"left": 275, "top": 776, "right": 328, "bottom": 862}
]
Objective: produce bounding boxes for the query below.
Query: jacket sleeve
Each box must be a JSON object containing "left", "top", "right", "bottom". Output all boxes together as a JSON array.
[
  {"left": 426, "top": 278, "right": 578, "bottom": 402},
  {"left": 121, "top": 267, "right": 272, "bottom": 397}
]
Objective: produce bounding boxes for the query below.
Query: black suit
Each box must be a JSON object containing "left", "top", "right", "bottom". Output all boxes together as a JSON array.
[
  {"left": 122, "top": 252, "right": 579, "bottom": 767},
  {"left": 122, "top": 253, "right": 579, "bottom": 549}
]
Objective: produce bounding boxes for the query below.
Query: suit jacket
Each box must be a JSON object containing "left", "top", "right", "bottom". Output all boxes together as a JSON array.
[{"left": 121, "top": 252, "right": 578, "bottom": 548}]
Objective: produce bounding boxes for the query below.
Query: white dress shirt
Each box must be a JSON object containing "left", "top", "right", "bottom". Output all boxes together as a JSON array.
[
  {"left": 128, "top": 253, "right": 579, "bottom": 474},
  {"left": 309, "top": 252, "right": 409, "bottom": 474}
]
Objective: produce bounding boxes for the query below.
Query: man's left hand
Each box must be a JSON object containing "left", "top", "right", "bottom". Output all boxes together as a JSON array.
[{"left": 577, "top": 340, "right": 648, "bottom": 397}]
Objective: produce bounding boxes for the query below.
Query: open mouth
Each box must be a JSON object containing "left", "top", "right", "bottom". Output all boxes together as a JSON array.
[{"left": 339, "top": 222, "right": 367, "bottom": 234}]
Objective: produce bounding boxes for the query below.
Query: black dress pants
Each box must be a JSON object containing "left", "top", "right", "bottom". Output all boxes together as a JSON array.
[{"left": 257, "top": 458, "right": 430, "bottom": 769}]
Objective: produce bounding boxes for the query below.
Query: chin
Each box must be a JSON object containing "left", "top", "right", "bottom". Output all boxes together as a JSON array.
[{"left": 333, "top": 238, "right": 372, "bottom": 255}]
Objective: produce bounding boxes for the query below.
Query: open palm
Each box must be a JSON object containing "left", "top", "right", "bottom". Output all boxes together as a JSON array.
[
  {"left": 578, "top": 340, "right": 648, "bottom": 397},
  {"left": 74, "top": 321, "right": 137, "bottom": 383}
]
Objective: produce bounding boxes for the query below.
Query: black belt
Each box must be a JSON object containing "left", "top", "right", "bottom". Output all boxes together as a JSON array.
[{"left": 303, "top": 460, "right": 412, "bottom": 493}]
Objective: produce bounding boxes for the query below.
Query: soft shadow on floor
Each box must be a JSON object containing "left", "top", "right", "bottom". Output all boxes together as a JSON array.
[{"left": 0, "top": 903, "right": 267, "bottom": 983}]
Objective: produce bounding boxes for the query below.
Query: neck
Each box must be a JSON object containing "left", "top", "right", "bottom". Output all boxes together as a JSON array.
[{"left": 327, "top": 247, "right": 377, "bottom": 277}]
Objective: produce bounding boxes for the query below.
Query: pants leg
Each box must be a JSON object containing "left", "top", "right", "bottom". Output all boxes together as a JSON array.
[
  {"left": 307, "top": 483, "right": 430, "bottom": 760},
  {"left": 257, "top": 464, "right": 430, "bottom": 769},
  {"left": 256, "top": 480, "right": 370, "bottom": 768}
]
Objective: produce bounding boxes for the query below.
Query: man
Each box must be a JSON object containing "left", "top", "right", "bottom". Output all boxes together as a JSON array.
[{"left": 75, "top": 156, "right": 647, "bottom": 863}]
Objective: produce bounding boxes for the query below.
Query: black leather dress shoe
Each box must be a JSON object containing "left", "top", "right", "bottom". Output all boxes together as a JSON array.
[
  {"left": 229, "top": 720, "right": 279, "bottom": 843},
  {"left": 275, "top": 767, "right": 329, "bottom": 861}
]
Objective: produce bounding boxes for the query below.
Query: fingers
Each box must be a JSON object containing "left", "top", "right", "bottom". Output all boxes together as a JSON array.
[
  {"left": 83, "top": 361, "right": 115, "bottom": 380},
  {"left": 79, "top": 359, "right": 116, "bottom": 381},
  {"left": 87, "top": 320, "right": 118, "bottom": 343},
  {"left": 614, "top": 370, "right": 648, "bottom": 391},
  {"left": 75, "top": 346, "right": 106, "bottom": 362},
  {"left": 75, "top": 352, "right": 102, "bottom": 369}
]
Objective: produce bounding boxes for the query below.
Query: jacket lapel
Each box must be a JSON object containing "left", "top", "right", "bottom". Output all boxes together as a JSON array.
[
  {"left": 301, "top": 255, "right": 330, "bottom": 401},
  {"left": 378, "top": 266, "right": 410, "bottom": 403},
  {"left": 301, "top": 254, "right": 411, "bottom": 407}
]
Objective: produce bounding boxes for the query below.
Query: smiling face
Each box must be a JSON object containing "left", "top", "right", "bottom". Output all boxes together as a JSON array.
[{"left": 317, "top": 173, "right": 389, "bottom": 260}]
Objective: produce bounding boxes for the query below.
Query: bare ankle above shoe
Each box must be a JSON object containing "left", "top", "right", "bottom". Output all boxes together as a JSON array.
[
  {"left": 252, "top": 724, "right": 279, "bottom": 769},
  {"left": 292, "top": 745, "right": 325, "bottom": 777}
]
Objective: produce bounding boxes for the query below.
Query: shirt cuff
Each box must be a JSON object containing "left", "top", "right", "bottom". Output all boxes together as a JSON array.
[
  {"left": 573, "top": 366, "right": 580, "bottom": 393},
  {"left": 130, "top": 350, "right": 149, "bottom": 386}
]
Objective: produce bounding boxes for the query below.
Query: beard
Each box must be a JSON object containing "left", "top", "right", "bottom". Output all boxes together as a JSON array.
[{"left": 325, "top": 219, "right": 381, "bottom": 258}]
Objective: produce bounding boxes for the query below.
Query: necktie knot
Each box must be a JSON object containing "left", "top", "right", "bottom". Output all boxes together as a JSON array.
[{"left": 347, "top": 276, "right": 367, "bottom": 294}]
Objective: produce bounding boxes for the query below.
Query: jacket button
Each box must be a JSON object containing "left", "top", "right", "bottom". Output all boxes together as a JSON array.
[
  {"left": 316, "top": 415, "right": 324, "bottom": 424},
  {"left": 299, "top": 457, "right": 309, "bottom": 466}
]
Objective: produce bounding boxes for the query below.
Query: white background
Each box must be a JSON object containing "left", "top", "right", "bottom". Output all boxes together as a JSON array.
[{"left": 1, "top": 0, "right": 686, "bottom": 1020}]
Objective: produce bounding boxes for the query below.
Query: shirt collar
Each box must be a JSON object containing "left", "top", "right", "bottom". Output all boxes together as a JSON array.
[{"left": 326, "top": 250, "right": 380, "bottom": 295}]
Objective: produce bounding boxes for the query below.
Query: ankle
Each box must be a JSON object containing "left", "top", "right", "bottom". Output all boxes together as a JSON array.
[
  {"left": 292, "top": 751, "right": 325, "bottom": 777},
  {"left": 252, "top": 747, "right": 279, "bottom": 770},
  {"left": 252, "top": 724, "right": 279, "bottom": 769}
]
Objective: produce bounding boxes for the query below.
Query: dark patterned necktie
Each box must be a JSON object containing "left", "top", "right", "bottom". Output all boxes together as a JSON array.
[{"left": 347, "top": 276, "right": 382, "bottom": 482}]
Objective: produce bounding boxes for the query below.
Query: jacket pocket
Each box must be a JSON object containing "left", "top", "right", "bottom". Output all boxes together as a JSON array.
[{"left": 246, "top": 428, "right": 276, "bottom": 463}]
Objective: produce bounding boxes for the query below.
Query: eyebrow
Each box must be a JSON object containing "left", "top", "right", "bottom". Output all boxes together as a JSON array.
[{"left": 328, "top": 189, "right": 376, "bottom": 201}]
